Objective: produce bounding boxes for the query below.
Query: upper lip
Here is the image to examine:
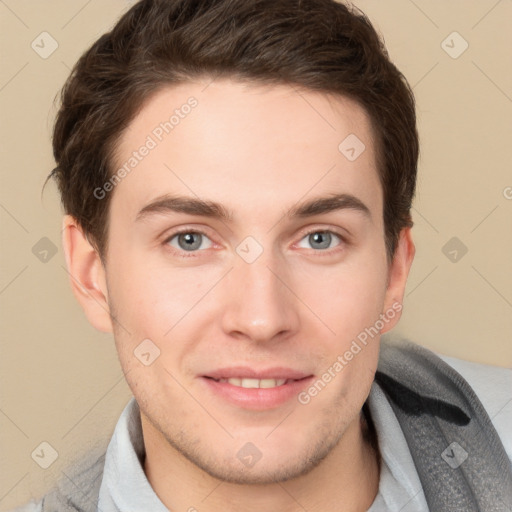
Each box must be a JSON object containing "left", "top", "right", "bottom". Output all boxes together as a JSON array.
[{"left": 204, "top": 366, "right": 312, "bottom": 380}]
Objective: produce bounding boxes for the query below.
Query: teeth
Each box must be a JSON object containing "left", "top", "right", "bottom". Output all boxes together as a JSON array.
[
  {"left": 259, "top": 378, "right": 286, "bottom": 388},
  {"left": 240, "top": 378, "right": 260, "bottom": 388},
  {"left": 220, "top": 378, "right": 287, "bottom": 388}
]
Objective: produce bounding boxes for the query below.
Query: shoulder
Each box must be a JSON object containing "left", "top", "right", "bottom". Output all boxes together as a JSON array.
[
  {"left": 438, "top": 353, "right": 512, "bottom": 460},
  {"left": 378, "top": 338, "right": 512, "bottom": 463},
  {"left": 8, "top": 445, "right": 106, "bottom": 512}
]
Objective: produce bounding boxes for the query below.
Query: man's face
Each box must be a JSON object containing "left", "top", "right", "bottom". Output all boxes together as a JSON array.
[{"left": 100, "top": 79, "right": 404, "bottom": 483}]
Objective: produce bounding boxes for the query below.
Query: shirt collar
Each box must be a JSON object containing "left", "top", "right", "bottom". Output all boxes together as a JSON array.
[
  {"left": 367, "top": 381, "right": 428, "bottom": 511},
  {"left": 98, "top": 398, "right": 168, "bottom": 512}
]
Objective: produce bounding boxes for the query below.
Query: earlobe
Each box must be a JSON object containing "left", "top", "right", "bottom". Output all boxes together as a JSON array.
[
  {"left": 381, "top": 228, "right": 415, "bottom": 334},
  {"left": 62, "top": 215, "right": 113, "bottom": 333}
]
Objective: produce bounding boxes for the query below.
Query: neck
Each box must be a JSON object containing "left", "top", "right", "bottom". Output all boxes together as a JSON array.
[{"left": 142, "top": 410, "right": 380, "bottom": 512}]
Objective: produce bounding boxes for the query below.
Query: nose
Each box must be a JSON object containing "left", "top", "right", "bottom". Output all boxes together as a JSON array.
[{"left": 219, "top": 252, "right": 300, "bottom": 344}]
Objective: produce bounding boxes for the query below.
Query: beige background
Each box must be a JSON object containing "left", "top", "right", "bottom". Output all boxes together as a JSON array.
[{"left": 1, "top": 0, "right": 511, "bottom": 509}]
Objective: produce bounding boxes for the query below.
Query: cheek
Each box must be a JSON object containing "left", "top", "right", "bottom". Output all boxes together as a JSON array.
[
  {"left": 106, "top": 247, "right": 226, "bottom": 361},
  {"left": 293, "top": 254, "right": 387, "bottom": 410},
  {"left": 291, "top": 247, "right": 389, "bottom": 342}
]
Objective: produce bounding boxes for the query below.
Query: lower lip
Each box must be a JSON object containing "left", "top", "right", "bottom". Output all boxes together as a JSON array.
[{"left": 200, "top": 376, "right": 314, "bottom": 410}]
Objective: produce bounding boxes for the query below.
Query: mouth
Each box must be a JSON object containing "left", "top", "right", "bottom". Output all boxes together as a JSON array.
[
  {"left": 206, "top": 377, "right": 295, "bottom": 388},
  {"left": 200, "top": 368, "right": 314, "bottom": 410}
]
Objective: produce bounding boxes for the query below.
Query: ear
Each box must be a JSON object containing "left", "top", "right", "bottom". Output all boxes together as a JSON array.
[
  {"left": 381, "top": 227, "right": 415, "bottom": 334},
  {"left": 62, "top": 215, "right": 113, "bottom": 333}
]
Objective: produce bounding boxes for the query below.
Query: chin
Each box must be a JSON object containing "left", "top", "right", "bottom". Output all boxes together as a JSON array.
[{"left": 166, "top": 425, "right": 344, "bottom": 485}]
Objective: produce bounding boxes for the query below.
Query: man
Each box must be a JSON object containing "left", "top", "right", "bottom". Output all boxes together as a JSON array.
[{"left": 14, "top": 0, "right": 512, "bottom": 510}]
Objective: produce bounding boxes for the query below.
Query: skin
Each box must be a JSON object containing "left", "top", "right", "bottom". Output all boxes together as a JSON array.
[{"left": 63, "top": 79, "right": 415, "bottom": 511}]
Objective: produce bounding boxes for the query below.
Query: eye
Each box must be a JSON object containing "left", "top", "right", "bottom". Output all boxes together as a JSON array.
[
  {"left": 297, "top": 230, "right": 342, "bottom": 250},
  {"left": 167, "top": 231, "right": 213, "bottom": 252}
]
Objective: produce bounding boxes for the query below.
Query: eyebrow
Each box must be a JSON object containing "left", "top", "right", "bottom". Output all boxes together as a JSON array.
[
  {"left": 135, "top": 193, "right": 371, "bottom": 222},
  {"left": 289, "top": 193, "right": 371, "bottom": 219},
  {"left": 136, "top": 195, "right": 232, "bottom": 222}
]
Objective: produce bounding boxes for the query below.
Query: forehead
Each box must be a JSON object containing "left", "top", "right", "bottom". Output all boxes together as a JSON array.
[{"left": 110, "top": 79, "right": 381, "bottom": 223}]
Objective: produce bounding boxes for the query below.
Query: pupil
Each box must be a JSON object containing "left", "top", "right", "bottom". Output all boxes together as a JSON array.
[
  {"left": 178, "top": 233, "right": 201, "bottom": 251},
  {"left": 309, "top": 231, "right": 331, "bottom": 249}
]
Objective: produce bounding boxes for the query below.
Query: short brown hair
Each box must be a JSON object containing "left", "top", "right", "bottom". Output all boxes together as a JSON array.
[{"left": 51, "top": 0, "right": 418, "bottom": 259}]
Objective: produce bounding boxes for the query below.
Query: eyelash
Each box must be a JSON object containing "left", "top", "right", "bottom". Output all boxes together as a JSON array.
[
  {"left": 295, "top": 227, "right": 347, "bottom": 252},
  {"left": 163, "top": 228, "right": 214, "bottom": 258},
  {"left": 162, "top": 226, "right": 348, "bottom": 258}
]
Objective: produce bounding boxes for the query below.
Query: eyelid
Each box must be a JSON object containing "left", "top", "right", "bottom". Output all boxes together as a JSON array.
[
  {"left": 161, "top": 225, "right": 222, "bottom": 257},
  {"left": 293, "top": 225, "right": 349, "bottom": 244},
  {"left": 161, "top": 224, "right": 218, "bottom": 243},
  {"left": 168, "top": 230, "right": 212, "bottom": 250},
  {"left": 289, "top": 225, "right": 351, "bottom": 257}
]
